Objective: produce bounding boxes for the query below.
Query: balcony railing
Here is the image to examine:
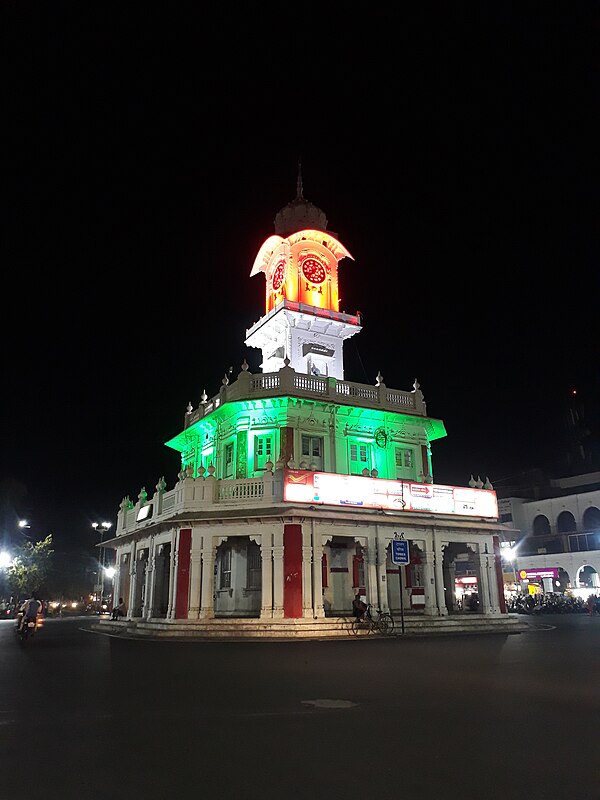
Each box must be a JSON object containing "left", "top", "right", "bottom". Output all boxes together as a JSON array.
[
  {"left": 517, "top": 530, "right": 600, "bottom": 556},
  {"left": 184, "top": 364, "right": 425, "bottom": 429},
  {"left": 115, "top": 472, "right": 285, "bottom": 537}
]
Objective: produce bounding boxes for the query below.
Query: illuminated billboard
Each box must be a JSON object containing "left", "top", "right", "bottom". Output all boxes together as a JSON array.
[
  {"left": 518, "top": 568, "right": 558, "bottom": 581},
  {"left": 284, "top": 470, "right": 498, "bottom": 519}
]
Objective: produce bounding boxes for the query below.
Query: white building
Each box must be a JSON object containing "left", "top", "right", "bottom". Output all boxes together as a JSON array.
[
  {"left": 101, "top": 176, "right": 519, "bottom": 637},
  {"left": 499, "top": 472, "right": 600, "bottom": 597}
]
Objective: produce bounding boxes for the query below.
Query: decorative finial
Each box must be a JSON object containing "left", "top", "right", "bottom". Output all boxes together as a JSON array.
[
  {"left": 200, "top": 390, "right": 207, "bottom": 404},
  {"left": 156, "top": 476, "right": 167, "bottom": 493},
  {"left": 241, "top": 359, "right": 249, "bottom": 371},
  {"left": 413, "top": 378, "right": 420, "bottom": 391},
  {"left": 283, "top": 356, "right": 290, "bottom": 367},
  {"left": 296, "top": 160, "right": 304, "bottom": 200},
  {"left": 375, "top": 371, "right": 383, "bottom": 386},
  {"left": 484, "top": 476, "right": 493, "bottom": 490},
  {"left": 468, "top": 474, "right": 476, "bottom": 488},
  {"left": 186, "top": 401, "right": 193, "bottom": 415},
  {"left": 475, "top": 475, "right": 484, "bottom": 489},
  {"left": 222, "top": 373, "right": 229, "bottom": 386}
]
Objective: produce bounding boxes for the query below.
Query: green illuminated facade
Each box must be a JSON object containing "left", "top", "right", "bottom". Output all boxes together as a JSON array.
[{"left": 165, "top": 371, "right": 447, "bottom": 486}]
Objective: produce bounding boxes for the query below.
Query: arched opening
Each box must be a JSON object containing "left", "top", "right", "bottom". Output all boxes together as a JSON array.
[
  {"left": 533, "top": 515, "right": 551, "bottom": 535},
  {"left": 576, "top": 564, "right": 600, "bottom": 589},
  {"left": 557, "top": 510, "right": 577, "bottom": 533}
]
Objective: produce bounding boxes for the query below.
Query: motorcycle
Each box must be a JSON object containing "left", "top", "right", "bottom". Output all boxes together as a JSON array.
[{"left": 16, "top": 614, "right": 42, "bottom": 642}]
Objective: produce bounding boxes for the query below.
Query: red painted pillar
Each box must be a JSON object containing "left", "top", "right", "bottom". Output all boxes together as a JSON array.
[
  {"left": 175, "top": 528, "right": 192, "bottom": 619},
  {"left": 283, "top": 524, "right": 302, "bottom": 618}
]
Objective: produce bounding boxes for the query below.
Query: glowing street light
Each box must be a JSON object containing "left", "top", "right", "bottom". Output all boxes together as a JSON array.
[
  {"left": 92, "top": 522, "right": 112, "bottom": 611},
  {"left": 0, "top": 551, "right": 12, "bottom": 569}
]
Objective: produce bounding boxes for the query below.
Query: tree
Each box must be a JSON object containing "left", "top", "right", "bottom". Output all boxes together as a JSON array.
[{"left": 5, "top": 535, "right": 54, "bottom": 597}]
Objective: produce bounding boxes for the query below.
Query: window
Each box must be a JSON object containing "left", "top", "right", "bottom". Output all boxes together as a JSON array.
[
  {"left": 301, "top": 434, "right": 323, "bottom": 469},
  {"left": 395, "top": 447, "right": 413, "bottom": 469},
  {"left": 349, "top": 442, "right": 371, "bottom": 474},
  {"left": 220, "top": 549, "right": 231, "bottom": 589},
  {"left": 247, "top": 545, "right": 261, "bottom": 590},
  {"left": 254, "top": 435, "right": 273, "bottom": 471},
  {"left": 302, "top": 435, "right": 322, "bottom": 458},
  {"left": 224, "top": 442, "right": 234, "bottom": 478}
]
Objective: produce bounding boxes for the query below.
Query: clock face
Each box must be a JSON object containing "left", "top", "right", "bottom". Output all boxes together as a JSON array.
[
  {"left": 374, "top": 427, "right": 389, "bottom": 449},
  {"left": 272, "top": 261, "right": 285, "bottom": 290},
  {"left": 301, "top": 257, "right": 326, "bottom": 284}
]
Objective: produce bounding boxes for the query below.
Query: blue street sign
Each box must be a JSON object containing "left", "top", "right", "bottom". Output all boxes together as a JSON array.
[{"left": 391, "top": 538, "right": 410, "bottom": 565}]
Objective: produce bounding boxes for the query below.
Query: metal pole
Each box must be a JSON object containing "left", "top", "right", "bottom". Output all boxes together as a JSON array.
[
  {"left": 99, "top": 529, "right": 105, "bottom": 612},
  {"left": 399, "top": 564, "right": 405, "bottom": 635}
]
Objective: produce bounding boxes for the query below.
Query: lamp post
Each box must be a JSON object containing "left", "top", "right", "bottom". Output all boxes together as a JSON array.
[{"left": 92, "top": 522, "right": 112, "bottom": 612}]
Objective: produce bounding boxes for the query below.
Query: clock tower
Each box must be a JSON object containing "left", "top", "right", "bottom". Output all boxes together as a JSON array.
[{"left": 245, "top": 169, "right": 361, "bottom": 379}]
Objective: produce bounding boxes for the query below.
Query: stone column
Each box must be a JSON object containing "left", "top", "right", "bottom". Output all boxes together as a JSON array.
[
  {"left": 302, "top": 528, "right": 313, "bottom": 618},
  {"left": 365, "top": 544, "right": 379, "bottom": 610},
  {"left": 167, "top": 533, "right": 178, "bottom": 620},
  {"left": 200, "top": 541, "right": 216, "bottom": 619},
  {"left": 127, "top": 555, "right": 136, "bottom": 619},
  {"left": 476, "top": 547, "right": 498, "bottom": 615},
  {"left": 188, "top": 531, "right": 202, "bottom": 619},
  {"left": 260, "top": 537, "right": 273, "bottom": 619},
  {"left": 272, "top": 529, "right": 284, "bottom": 618},
  {"left": 433, "top": 535, "right": 448, "bottom": 616},
  {"left": 143, "top": 549, "right": 156, "bottom": 619},
  {"left": 422, "top": 547, "right": 437, "bottom": 616},
  {"left": 112, "top": 563, "right": 121, "bottom": 611},
  {"left": 376, "top": 532, "right": 390, "bottom": 612},
  {"left": 487, "top": 549, "right": 501, "bottom": 614},
  {"left": 312, "top": 533, "right": 325, "bottom": 618}
]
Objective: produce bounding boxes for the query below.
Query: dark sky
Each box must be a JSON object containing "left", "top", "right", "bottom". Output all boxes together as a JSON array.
[{"left": 1, "top": 4, "right": 598, "bottom": 559}]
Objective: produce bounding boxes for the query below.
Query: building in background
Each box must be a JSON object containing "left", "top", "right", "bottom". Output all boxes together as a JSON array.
[{"left": 497, "top": 470, "right": 600, "bottom": 601}]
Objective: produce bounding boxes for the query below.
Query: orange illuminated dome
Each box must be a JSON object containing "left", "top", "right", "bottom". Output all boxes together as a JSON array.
[{"left": 250, "top": 168, "right": 354, "bottom": 314}]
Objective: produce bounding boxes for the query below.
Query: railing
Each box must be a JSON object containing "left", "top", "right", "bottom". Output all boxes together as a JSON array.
[
  {"left": 218, "top": 479, "right": 265, "bottom": 502},
  {"left": 184, "top": 364, "right": 423, "bottom": 429},
  {"left": 116, "top": 473, "right": 285, "bottom": 537}
]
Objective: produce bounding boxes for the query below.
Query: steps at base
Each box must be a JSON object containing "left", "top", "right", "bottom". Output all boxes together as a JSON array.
[{"left": 95, "top": 614, "right": 527, "bottom": 640}]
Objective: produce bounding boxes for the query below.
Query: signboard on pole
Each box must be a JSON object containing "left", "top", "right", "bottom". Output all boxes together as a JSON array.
[{"left": 391, "top": 538, "right": 410, "bottom": 566}]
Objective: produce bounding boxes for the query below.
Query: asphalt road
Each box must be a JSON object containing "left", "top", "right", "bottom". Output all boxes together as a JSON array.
[{"left": 0, "top": 614, "right": 598, "bottom": 800}]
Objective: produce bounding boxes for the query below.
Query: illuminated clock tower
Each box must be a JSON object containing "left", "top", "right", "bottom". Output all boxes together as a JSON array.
[{"left": 245, "top": 170, "right": 361, "bottom": 379}]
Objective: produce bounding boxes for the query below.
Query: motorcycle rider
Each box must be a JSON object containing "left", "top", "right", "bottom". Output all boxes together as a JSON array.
[{"left": 18, "top": 592, "right": 42, "bottom": 632}]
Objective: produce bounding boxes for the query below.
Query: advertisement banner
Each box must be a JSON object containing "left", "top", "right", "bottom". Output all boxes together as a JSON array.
[
  {"left": 518, "top": 568, "right": 559, "bottom": 581},
  {"left": 283, "top": 470, "right": 498, "bottom": 519}
]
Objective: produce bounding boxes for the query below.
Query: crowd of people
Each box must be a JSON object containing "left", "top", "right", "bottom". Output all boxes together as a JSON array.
[{"left": 507, "top": 592, "right": 599, "bottom": 615}]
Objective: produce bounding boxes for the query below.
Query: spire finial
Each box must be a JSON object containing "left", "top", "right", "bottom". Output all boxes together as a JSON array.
[{"left": 296, "top": 160, "right": 304, "bottom": 200}]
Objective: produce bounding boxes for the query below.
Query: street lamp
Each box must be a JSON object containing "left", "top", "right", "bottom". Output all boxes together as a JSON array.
[
  {"left": 0, "top": 551, "right": 11, "bottom": 569},
  {"left": 92, "top": 522, "right": 112, "bottom": 612}
]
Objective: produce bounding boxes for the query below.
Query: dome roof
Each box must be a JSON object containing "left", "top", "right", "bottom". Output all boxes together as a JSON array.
[{"left": 273, "top": 166, "right": 328, "bottom": 237}]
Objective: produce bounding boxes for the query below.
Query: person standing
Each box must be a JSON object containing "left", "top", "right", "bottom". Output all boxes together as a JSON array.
[{"left": 587, "top": 594, "right": 596, "bottom": 617}]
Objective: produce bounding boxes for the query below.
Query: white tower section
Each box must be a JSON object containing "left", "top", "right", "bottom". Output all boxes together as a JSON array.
[
  {"left": 245, "top": 303, "right": 361, "bottom": 379},
  {"left": 246, "top": 178, "right": 361, "bottom": 379}
]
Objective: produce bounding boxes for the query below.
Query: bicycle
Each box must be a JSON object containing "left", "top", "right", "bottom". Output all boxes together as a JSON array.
[{"left": 351, "top": 604, "right": 395, "bottom": 636}]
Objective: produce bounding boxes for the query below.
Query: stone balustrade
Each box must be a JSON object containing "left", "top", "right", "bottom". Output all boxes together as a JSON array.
[
  {"left": 184, "top": 364, "right": 425, "bottom": 429},
  {"left": 116, "top": 471, "right": 285, "bottom": 537}
]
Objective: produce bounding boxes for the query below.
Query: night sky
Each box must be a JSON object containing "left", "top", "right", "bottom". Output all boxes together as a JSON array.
[{"left": 2, "top": 5, "right": 598, "bottom": 567}]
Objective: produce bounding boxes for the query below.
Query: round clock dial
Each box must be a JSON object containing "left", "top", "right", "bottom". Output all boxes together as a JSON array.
[
  {"left": 374, "top": 427, "right": 389, "bottom": 449},
  {"left": 302, "top": 257, "right": 326, "bottom": 284},
  {"left": 272, "top": 261, "right": 285, "bottom": 290}
]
